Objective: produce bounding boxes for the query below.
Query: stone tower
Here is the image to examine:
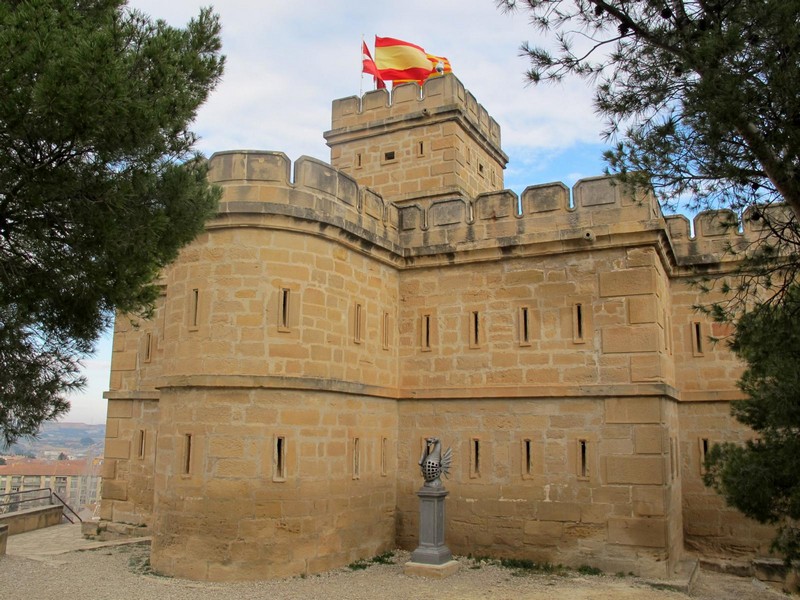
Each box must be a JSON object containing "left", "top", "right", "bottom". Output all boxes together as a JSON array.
[{"left": 324, "top": 76, "right": 507, "bottom": 206}]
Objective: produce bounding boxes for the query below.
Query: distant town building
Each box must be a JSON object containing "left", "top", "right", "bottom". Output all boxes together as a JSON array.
[{"left": 0, "top": 458, "right": 102, "bottom": 514}]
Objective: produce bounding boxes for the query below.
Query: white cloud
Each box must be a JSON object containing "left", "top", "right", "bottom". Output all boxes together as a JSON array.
[{"left": 129, "top": 0, "right": 607, "bottom": 164}]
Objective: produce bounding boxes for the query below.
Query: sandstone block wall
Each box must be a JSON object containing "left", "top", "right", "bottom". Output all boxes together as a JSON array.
[
  {"left": 397, "top": 396, "right": 680, "bottom": 578},
  {"left": 101, "top": 397, "right": 158, "bottom": 527},
  {"left": 678, "top": 401, "right": 774, "bottom": 557},
  {"left": 149, "top": 388, "right": 397, "bottom": 581},
  {"left": 670, "top": 279, "right": 747, "bottom": 397},
  {"left": 158, "top": 226, "right": 399, "bottom": 388},
  {"left": 326, "top": 76, "right": 507, "bottom": 204},
  {"left": 396, "top": 242, "right": 672, "bottom": 394}
]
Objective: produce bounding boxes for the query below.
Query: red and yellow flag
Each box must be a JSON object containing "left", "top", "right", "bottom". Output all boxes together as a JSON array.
[
  {"left": 426, "top": 54, "right": 452, "bottom": 76},
  {"left": 370, "top": 36, "right": 451, "bottom": 85},
  {"left": 394, "top": 53, "right": 452, "bottom": 85},
  {"left": 361, "top": 41, "right": 386, "bottom": 89}
]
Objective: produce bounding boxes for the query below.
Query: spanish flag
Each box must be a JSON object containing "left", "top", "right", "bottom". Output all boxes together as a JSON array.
[{"left": 372, "top": 36, "right": 451, "bottom": 84}]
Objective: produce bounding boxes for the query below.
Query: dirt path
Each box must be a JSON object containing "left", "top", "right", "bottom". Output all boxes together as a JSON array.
[{"left": 0, "top": 544, "right": 788, "bottom": 599}]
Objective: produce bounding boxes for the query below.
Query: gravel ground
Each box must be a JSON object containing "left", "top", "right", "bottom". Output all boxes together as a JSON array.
[{"left": 0, "top": 544, "right": 789, "bottom": 600}]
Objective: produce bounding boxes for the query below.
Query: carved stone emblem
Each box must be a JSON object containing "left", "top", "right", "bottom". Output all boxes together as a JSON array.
[{"left": 418, "top": 437, "right": 452, "bottom": 488}]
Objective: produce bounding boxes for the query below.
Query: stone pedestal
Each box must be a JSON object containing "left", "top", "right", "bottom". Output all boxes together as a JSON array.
[{"left": 404, "top": 486, "right": 459, "bottom": 578}]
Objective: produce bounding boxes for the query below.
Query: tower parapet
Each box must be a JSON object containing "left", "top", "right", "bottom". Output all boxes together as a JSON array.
[
  {"left": 665, "top": 203, "right": 792, "bottom": 266},
  {"left": 396, "top": 175, "right": 664, "bottom": 255},
  {"left": 205, "top": 150, "right": 777, "bottom": 269},
  {"left": 207, "top": 150, "right": 402, "bottom": 255},
  {"left": 324, "top": 75, "right": 508, "bottom": 206}
]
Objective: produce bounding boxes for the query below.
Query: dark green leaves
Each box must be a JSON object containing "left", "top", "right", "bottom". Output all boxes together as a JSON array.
[
  {"left": 0, "top": 0, "right": 224, "bottom": 443},
  {"left": 497, "top": 1, "right": 800, "bottom": 220},
  {"left": 704, "top": 286, "right": 800, "bottom": 564}
]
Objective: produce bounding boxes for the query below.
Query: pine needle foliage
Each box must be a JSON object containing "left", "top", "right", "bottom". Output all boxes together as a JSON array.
[
  {"left": 704, "top": 285, "right": 800, "bottom": 565},
  {"left": 497, "top": 1, "right": 800, "bottom": 218},
  {"left": 0, "top": 0, "right": 224, "bottom": 444}
]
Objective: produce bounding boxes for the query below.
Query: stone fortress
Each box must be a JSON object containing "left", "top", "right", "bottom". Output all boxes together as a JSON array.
[{"left": 98, "top": 74, "right": 774, "bottom": 581}]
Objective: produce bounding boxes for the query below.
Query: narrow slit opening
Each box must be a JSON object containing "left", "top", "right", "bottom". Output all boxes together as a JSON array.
[
  {"left": 471, "top": 438, "right": 481, "bottom": 478},
  {"left": 521, "top": 307, "right": 530, "bottom": 344},
  {"left": 190, "top": 289, "right": 199, "bottom": 328},
  {"left": 353, "top": 438, "right": 360, "bottom": 479},
  {"left": 137, "top": 430, "right": 146, "bottom": 459},
  {"left": 280, "top": 288, "right": 290, "bottom": 329},
  {"left": 694, "top": 322, "right": 703, "bottom": 354},
  {"left": 524, "top": 439, "right": 532, "bottom": 476},
  {"left": 275, "top": 436, "right": 286, "bottom": 480},
  {"left": 183, "top": 434, "right": 192, "bottom": 475},
  {"left": 382, "top": 311, "right": 390, "bottom": 350},
  {"left": 579, "top": 439, "right": 588, "bottom": 478},
  {"left": 471, "top": 311, "right": 480, "bottom": 347},
  {"left": 700, "top": 437, "right": 709, "bottom": 474},
  {"left": 354, "top": 303, "right": 363, "bottom": 343},
  {"left": 573, "top": 302, "right": 585, "bottom": 343},
  {"left": 144, "top": 332, "right": 152, "bottom": 362},
  {"left": 422, "top": 314, "right": 431, "bottom": 350}
]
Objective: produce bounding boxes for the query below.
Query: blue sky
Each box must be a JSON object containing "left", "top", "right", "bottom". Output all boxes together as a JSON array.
[{"left": 66, "top": 0, "right": 611, "bottom": 423}]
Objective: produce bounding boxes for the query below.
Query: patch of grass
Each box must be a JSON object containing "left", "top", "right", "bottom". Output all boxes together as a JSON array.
[
  {"left": 370, "top": 551, "right": 395, "bottom": 565},
  {"left": 467, "top": 555, "right": 500, "bottom": 569},
  {"left": 577, "top": 564, "right": 603, "bottom": 576},
  {"left": 500, "top": 558, "right": 536, "bottom": 570},
  {"left": 467, "top": 553, "right": 493, "bottom": 562},
  {"left": 347, "top": 560, "right": 370, "bottom": 571},
  {"left": 347, "top": 551, "right": 396, "bottom": 570},
  {"left": 498, "top": 558, "right": 568, "bottom": 576}
]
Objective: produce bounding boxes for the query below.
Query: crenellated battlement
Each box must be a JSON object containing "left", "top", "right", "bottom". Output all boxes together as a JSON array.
[
  {"left": 206, "top": 150, "right": 771, "bottom": 268},
  {"left": 329, "top": 75, "right": 501, "bottom": 150},
  {"left": 665, "top": 204, "right": 793, "bottom": 265},
  {"left": 207, "top": 150, "right": 402, "bottom": 252},
  {"left": 395, "top": 175, "right": 663, "bottom": 253}
]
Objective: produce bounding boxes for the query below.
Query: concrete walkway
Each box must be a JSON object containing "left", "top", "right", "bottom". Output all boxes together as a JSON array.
[{"left": 5, "top": 522, "right": 150, "bottom": 560}]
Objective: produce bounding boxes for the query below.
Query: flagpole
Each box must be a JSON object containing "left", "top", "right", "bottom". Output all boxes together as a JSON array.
[{"left": 359, "top": 34, "right": 364, "bottom": 97}]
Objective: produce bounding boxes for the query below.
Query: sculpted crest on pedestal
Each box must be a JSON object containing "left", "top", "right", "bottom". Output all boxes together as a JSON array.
[{"left": 418, "top": 437, "right": 452, "bottom": 488}]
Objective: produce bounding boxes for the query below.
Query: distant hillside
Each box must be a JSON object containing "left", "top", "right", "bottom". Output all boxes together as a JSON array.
[{"left": 2, "top": 422, "right": 105, "bottom": 458}]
